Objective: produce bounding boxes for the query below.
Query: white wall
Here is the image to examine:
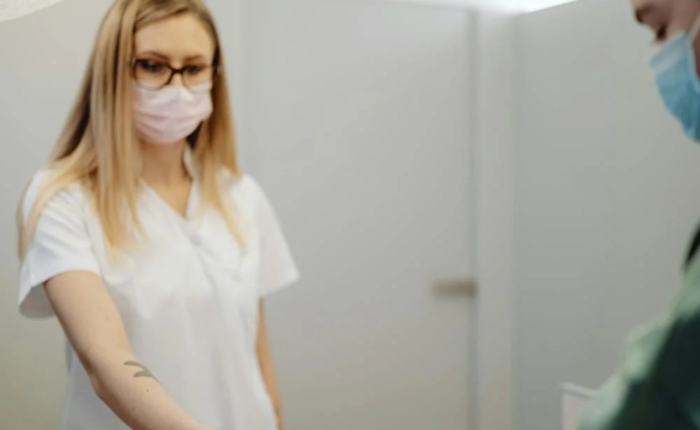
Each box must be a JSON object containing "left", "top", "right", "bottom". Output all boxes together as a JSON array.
[{"left": 513, "top": 0, "right": 700, "bottom": 429}]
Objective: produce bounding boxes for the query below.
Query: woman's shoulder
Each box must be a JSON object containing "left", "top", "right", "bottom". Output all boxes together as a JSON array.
[
  {"left": 21, "top": 167, "right": 90, "bottom": 220},
  {"left": 220, "top": 171, "right": 268, "bottom": 207}
]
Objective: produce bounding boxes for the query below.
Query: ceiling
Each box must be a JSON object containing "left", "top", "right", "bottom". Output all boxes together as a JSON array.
[{"left": 362, "top": 0, "right": 584, "bottom": 13}]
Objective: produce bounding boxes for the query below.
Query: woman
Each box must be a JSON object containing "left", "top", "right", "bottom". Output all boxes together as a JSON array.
[
  {"left": 579, "top": 1, "right": 700, "bottom": 429},
  {"left": 16, "top": 1, "right": 299, "bottom": 430}
]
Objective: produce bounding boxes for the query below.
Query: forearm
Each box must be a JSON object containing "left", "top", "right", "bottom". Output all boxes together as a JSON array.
[
  {"left": 43, "top": 273, "right": 208, "bottom": 430},
  {"left": 87, "top": 347, "right": 206, "bottom": 430}
]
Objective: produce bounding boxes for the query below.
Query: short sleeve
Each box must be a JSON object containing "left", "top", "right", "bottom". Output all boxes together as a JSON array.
[
  {"left": 18, "top": 171, "right": 101, "bottom": 319},
  {"left": 245, "top": 176, "right": 300, "bottom": 297}
]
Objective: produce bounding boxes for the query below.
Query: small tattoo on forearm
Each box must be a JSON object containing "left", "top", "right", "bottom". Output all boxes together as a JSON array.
[{"left": 124, "top": 361, "right": 159, "bottom": 382}]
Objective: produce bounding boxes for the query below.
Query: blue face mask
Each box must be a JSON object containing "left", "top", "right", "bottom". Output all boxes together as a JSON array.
[{"left": 650, "top": 15, "right": 700, "bottom": 142}]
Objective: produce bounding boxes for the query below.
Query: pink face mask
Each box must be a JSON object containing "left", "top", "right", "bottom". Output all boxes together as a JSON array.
[{"left": 132, "top": 83, "right": 213, "bottom": 145}]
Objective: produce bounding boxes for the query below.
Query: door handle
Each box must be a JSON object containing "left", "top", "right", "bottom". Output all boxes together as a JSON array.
[{"left": 433, "top": 276, "right": 478, "bottom": 298}]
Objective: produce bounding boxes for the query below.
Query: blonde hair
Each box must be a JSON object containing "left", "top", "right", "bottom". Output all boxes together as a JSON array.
[{"left": 18, "top": 0, "right": 243, "bottom": 258}]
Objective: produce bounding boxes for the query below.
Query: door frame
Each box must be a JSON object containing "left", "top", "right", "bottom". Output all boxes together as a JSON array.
[{"left": 471, "top": 10, "right": 517, "bottom": 430}]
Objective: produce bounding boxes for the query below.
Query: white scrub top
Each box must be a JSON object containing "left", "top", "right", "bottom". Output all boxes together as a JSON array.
[{"left": 18, "top": 150, "right": 300, "bottom": 430}]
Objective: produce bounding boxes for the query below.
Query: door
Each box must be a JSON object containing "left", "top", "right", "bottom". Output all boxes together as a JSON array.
[{"left": 235, "top": 1, "right": 474, "bottom": 429}]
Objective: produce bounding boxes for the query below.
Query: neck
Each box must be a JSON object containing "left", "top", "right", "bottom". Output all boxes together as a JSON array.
[{"left": 140, "top": 140, "right": 190, "bottom": 186}]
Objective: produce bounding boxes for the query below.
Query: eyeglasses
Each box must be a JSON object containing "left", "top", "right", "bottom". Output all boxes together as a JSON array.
[{"left": 131, "top": 59, "right": 219, "bottom": 93}]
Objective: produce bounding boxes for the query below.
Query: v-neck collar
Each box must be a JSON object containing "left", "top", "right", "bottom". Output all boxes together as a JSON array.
[
  {"left": 141, "top": 145, "right": 199, "bottom": 222},
  {"left": 146, "top": 179, "right": 199, "bottom": 221}
]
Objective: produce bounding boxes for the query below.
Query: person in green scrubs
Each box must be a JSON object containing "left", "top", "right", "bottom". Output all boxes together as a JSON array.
[{"left": 579, "top": 1, "right": 700, "bottom": 429}]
